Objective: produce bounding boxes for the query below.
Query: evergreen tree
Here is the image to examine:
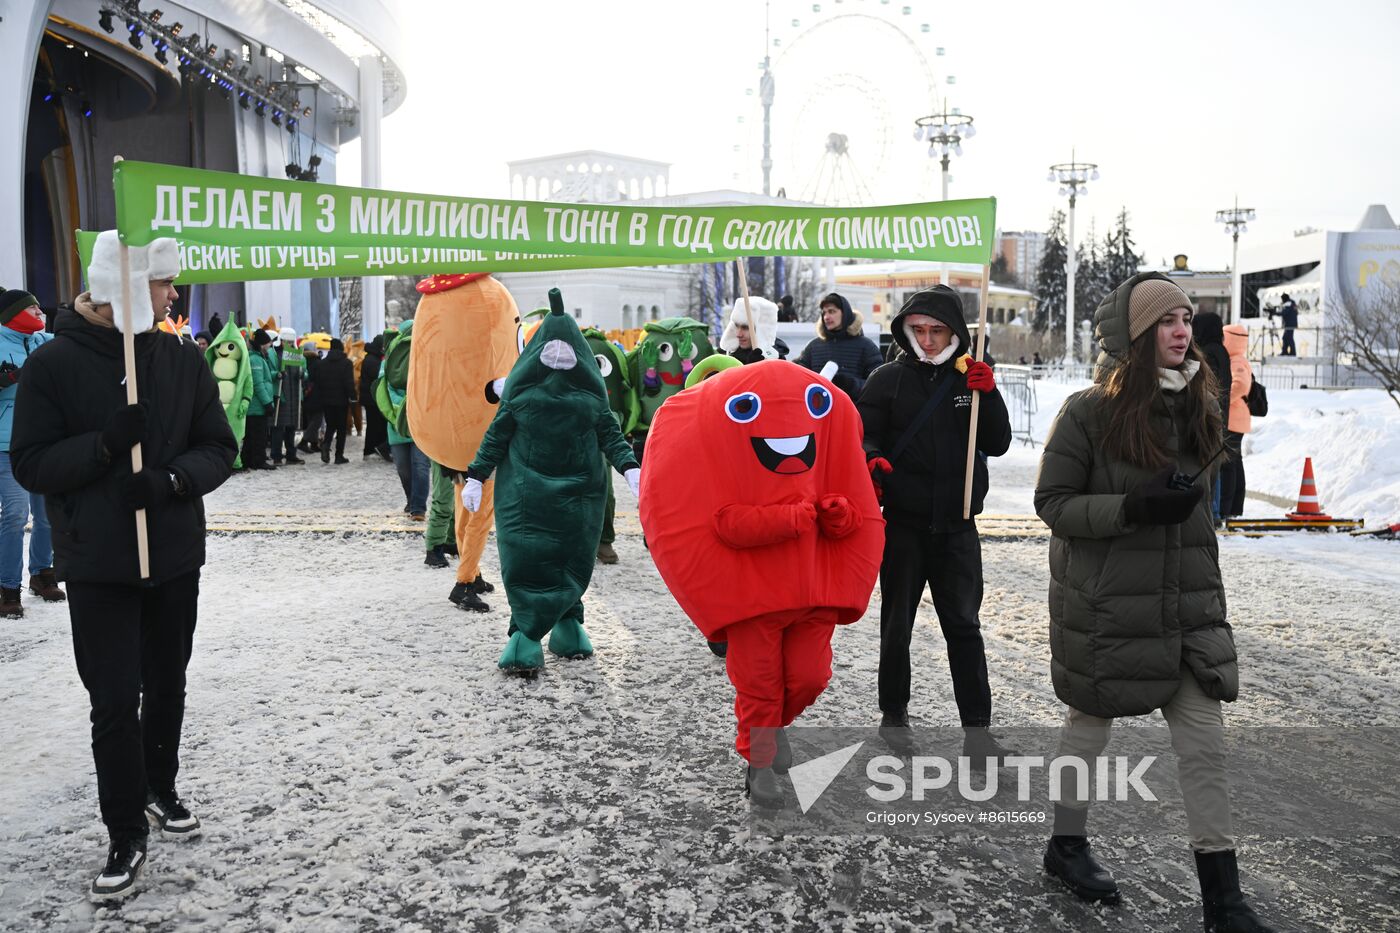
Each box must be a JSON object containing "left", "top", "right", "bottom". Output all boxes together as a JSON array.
[
  {"left": 1074, "top": 219, "right": 1114, "bottom": 321},
  {"left": 1033, "top": 209, "right": 1068, "bottom": 334},
  {"left": 989, "top": 253, "right": 1013, "bottom": 286},
  {"left": 1102, "top": 207, "right": 1146, "bottom": 288}
]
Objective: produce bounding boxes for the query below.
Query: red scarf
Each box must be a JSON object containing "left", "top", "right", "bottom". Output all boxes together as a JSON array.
[{"left": 4, "top": 310, "right": 45, "bottom": 334}]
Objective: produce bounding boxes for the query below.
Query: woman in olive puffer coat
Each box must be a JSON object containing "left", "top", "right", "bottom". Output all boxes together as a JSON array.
[{"left": 1033, "top": 272, "right": 1274, "bottom": 933}]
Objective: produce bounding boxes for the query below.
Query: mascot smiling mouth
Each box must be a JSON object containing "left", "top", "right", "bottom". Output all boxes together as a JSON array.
[
  {"left": 659, "top": 372, "right": 686, "bottom": 385},
  {"left": 751, "top": 434, "right": 816, "bottom": 474}
]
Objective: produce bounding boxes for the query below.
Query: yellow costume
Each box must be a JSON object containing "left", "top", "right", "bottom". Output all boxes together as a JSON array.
[{"left": 407, "top": 273, "right": 521, "bottom": 586}]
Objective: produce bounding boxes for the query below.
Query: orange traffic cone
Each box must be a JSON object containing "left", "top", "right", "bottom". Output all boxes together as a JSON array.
[{"left": 1286, "top": 458, "right": 1333, "bottom": 521}]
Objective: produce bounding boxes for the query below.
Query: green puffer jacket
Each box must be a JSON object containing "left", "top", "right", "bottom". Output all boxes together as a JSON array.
[{"left": 1034, "top": 273, "right": 1238, "bottom": 719}]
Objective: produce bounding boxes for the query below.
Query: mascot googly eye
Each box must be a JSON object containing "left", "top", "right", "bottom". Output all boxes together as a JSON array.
[
  {"left": 725, "top": 391, "right": 762, "bottom": 424},
  {"left": 657, "top": 342, "right": 675, "bottom": 362},
  {"left": 594, "top": 353, "right": 613, "bottom": 377}
]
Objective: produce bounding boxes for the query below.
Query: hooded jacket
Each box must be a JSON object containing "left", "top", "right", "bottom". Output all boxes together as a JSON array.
[
  {"left": 792, "top": 293, "right": 883, "bottom": 395},
  {"left": 247, "top": 346, "right": 277, "bottom": 417},
  {"left": 1034, "top": 272, "right": 1237, "bottom": 718},
  {"left": 359, "top": 335, "right": 384, "bottom": 406},
  {"left": 856, "top": 286, "right": 1011, "bottom": 530},
  {"left": 10, "top": 305, "right": 237, "bottom": 585}
]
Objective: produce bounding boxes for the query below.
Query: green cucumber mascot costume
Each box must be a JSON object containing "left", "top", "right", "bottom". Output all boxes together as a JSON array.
[
  {"left": 464, "top": 291, "right": 641, "bottom": 674},
  {"left": 205, "top": 318, "right": 254, "bottom": 468},
  {"left": 583, "top": 326, "right": 638, "bottom": 564}
]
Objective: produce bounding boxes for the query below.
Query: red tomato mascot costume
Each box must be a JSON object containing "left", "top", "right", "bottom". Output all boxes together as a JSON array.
[{"left": 639, "top": 360, "right": 884, "bottom": 809}]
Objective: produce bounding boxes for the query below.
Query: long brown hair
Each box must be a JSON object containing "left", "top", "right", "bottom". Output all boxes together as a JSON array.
[{"left": 1095, "top": 330, "right": 1223, "bottom": 470}]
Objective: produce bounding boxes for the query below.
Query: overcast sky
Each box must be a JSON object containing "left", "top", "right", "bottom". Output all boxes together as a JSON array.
[{"left": 337, "top": 0, "right": 1399, "bottom": 272}]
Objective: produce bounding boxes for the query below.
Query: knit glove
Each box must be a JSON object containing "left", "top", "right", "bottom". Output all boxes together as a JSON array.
[
  {"left": 965, "top": 360, "right": 995, "bottom": 393},
  {"left": 0, "top": 361, "right": 20, "bottom": 387},
  {"left": 1123, "top": 466, "right": 1204, "bottom": 525},
  {"left": 624, "top": 467, "right": 641, "bottom": 498},
  {"left": 461, "top": 477, "right": 483, "bottom": 512},
  {"left": 123, "top": 467, "right": 172, "bottom": 510},
  {"left": 101, "top": 403, "right": 148, "bottom": 457}
]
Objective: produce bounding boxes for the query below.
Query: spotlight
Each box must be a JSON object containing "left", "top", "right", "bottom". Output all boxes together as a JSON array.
[
  {"left": 127, "top": 20, "right": 143, "bottom": 49},
  {"left": 206, "top": 43, "right": 218, "bottom": 56},
  {"left": 149, "top": 8, "right": 163, "bottom": 22},
  {"left": 254, "top": 100, "right": 265, "bottom": 118},
  {"left": 271, "top": 109, "right": 281, "bottom": 126},
  {"left": 285, "top": 162, "right": 300, "bottom": 178},
  {"left": 154, "top": 46, "right": 167, "bottom": 65},
  {"left": 307, "top": 154, "right": 321, "bottom": 169},
  {"left": 42, "top": 88, "right": 56, "bottom": 103},
  {"left": 286, "top": 119, "right": 297, "bottom": 134},
  {"left": 302, "top": 106, "right": 312, "bottom": 117},
  {"left": 99, "top": 9, "right": 115, "bottom": 33},
  {"left": 82, "top": 100, "right": 93, "bottom": 117},
  {"left": 187, "top": 33, "right": 200, "bottom": 48},
  {"left": 169, "top": 21, "right": 182, "bottom": 36},
  {"left": 239, "top": 91, "right": 250, "bottom": 109}
]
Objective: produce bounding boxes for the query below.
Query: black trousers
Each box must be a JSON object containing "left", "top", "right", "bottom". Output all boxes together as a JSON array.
[
  {"left": 363, "top": 403, "right": 388, "bottom": 457},
  {"left": 878, "top": 521, "right": 991, "bottom": 726},
  {"left": 300, "top": 407, "right": 324, "bottom": 450},
  {"left": 321, "top": 405, "right": 348, "bottom": 460},
  {"left": 68, "top": 570, "right": 200, "bottom": 844},
  {"left": 1218, "top": 432, "right": 1246, "bottom": 518},
  {"left": 241, "top": 413, "right": 268, "bottom": 468},
  {"left": 1281, "top": 328, "right": 1295, "bottom": 356},
  {"left": 271, "top": 425, "right": 297, "bottom": 462}
]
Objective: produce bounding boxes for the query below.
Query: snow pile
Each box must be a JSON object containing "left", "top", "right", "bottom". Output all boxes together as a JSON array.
[
  {"left": 1240, "top": 389, "right": 1400, "bottom": 525},
  {"left": 986, "top": 377, "right": 1400, "bottom": 526}
]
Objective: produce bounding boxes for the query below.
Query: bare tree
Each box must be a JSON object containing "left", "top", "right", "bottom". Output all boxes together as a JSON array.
[
  {"left": 1336, "top": 279, "right": 1400, "bottom": 411},
  {"left": 338, "top": 277, "right": 362, "bottom": 340}
]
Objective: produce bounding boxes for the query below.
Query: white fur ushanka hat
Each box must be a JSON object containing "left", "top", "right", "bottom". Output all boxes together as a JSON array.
[{"left": 87, "top": 231, "right": 181, "bottom": 334}]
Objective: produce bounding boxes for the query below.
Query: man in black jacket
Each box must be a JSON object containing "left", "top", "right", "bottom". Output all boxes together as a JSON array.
[
  {"left": 359, "top": 334, "right": 389, "bottom": 459},
  {"left": 10, "top": 234, "right": 236, "bottom": 901},
  {"left": 315, "top": 338, "right": 357, "bottom": 464},
  {"left": 856, "top": 286, "right": 1014, "bottom": 763},
  {"left": 793, "top": 292, "right": 883, "bottom": 398}
]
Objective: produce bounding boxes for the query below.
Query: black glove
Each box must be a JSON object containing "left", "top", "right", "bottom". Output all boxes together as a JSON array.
[
  {"left": 0, "top": 361, "right": 20, "bottom": 387},
  {"left": 830, "top": 371, "right": 859, "bottom": 396},
  {"left": 101, "top": 403, "right": 148, "bottom": 457},
  {"left": 1123, "top": 466, "right": 1205, "bottom": 526},
  {"left": 123, "top": 467, "right": 173, "bottom": 510}
]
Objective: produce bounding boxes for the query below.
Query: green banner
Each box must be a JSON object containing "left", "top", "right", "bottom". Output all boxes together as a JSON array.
[
  {"left": 111, "top": 161, "right": 997, "bottom": 282},
  {"left": 75, "top": 229, "right": 684, "bottom": 285}
]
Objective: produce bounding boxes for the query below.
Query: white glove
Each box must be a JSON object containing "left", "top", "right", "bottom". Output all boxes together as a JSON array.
[
  {"left": 491, "top": 377, "right": 506, "bottom": 399},
  {"left": 625, "top": 467, "right": 641, "bottom": 499},
  {"left": 462, "top": 477, "right": 483, "bottom": 512}
]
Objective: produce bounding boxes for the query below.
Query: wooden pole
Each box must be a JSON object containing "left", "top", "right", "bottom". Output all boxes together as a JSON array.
[
  {"left": 733, "top": 258, "right": 757, "bottom": 348},
  {"left": 114, "top": 157, "right": 151, "bottom": 579},
  {"left": 962, "top": 267, "right": 992, "bottom": 520}
]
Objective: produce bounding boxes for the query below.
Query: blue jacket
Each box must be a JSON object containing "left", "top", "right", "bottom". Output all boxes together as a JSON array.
[{"left": 0, "top": 327, "right": 53, "bottom": 452}]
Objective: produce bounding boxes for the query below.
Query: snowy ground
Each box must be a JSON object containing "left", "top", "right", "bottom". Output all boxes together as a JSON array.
[{"left": 2, "top": 402, "right": 1397, "bottom": 931}]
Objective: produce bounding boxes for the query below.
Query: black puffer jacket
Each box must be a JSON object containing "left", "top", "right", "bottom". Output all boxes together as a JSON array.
[
  {"left": 10, "top": 305, "right": 237, "bottom": 585},
  {"left": 857, "top": 286, "right": 1011, "bottom": 530},
  {"left": 312, "top": 348, "right": 356, "bottom": 407},
  {"left": 359, "top": 336, "right": 384, "bottom": 402},
  {"left": 793, "top": 293, "right": 883, "bottom": 395}
]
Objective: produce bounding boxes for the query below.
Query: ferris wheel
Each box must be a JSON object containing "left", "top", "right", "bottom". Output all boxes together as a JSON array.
[{"left": 735, "top": 0, "right": 951, "bottom": 206}]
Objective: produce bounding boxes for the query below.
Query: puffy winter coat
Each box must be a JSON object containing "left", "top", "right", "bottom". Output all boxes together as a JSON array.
[
  {"left": 0, "top": 327, "right": 52, "bottom": 452},
  {"left": 793, "top": 295, "right": 884, "bottom": 395},
  {"left": 858, "top": 294, "right": 1011, "bottom": 530},
  {"left": 247, "top": 347, "right": 277, "bottom": 416},
  {"left": 10, "top": 305, "right": 237, "bottom": 585},
  {"left": 312, "top": 348, "right": 356, "bottom": 408},
  {"left": 1035, "top": 274, "right": 1238, "bottom": 719},
  {"left": 1191, "top": 312, "right": 1231, "bottom": 427},
  {"left": 1222, "top": 324, "right": 1253, "bottom": 434}
]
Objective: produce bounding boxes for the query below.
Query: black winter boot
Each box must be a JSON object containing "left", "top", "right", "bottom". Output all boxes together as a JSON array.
[
  {"left": 1195, "top": 850, "right": 1276, "bottom": 932},
  {"left": 0, "top": 586, "right": 22, "bottom": 619},
  {"left": 745, "top": 765, "right": 784, "bottom": 810},
  {"left": 771, "top": 728, "right": 792, "bottom": 776},
  {"left": 469, "top": 574, "right": 495, "bottom": 594},
  {"left": 424, "top": 546, "right": 449, "bottom": 569},
  {"left": 1044, "top": 805, "right": 1121, "bottom": 904},
  {"left": 879, "top": 709, "right": 917, "bottom": 754}
]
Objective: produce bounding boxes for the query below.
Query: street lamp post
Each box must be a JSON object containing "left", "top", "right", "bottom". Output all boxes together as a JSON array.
[
  {"left": 1047, "top": 151, "right": 1099, "bottom": 363},
  {"left": 914, "top": 106, "right": 976, "bottom": 284},
  {"left": 1215, "top": 197, "right": 1255, "bottom": 324}
]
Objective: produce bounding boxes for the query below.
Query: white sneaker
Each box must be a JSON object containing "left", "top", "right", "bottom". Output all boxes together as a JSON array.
[
  {"left": 90, "top": 839, "right": 146, "bottom": 902},
  {"left": 145, "top": 794, "right": 202, "bottom": 839}
]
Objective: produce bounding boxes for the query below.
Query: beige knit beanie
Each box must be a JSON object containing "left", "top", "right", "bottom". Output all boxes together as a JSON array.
[{"left": 1127, "top": 278, "right": 1194, "bottom": 342}]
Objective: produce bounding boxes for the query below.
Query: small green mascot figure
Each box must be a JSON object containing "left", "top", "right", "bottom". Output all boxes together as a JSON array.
[{"left": 463, "top": 290, "right": 640, "bottom": 675}]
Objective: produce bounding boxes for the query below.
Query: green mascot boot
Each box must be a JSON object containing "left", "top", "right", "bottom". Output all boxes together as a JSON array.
[
  {"left": 498, "top": 630, "right": 544, "bottom": 673},
  {"left": 548, "top": 617, "right": 594, "bottom": 660}
]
